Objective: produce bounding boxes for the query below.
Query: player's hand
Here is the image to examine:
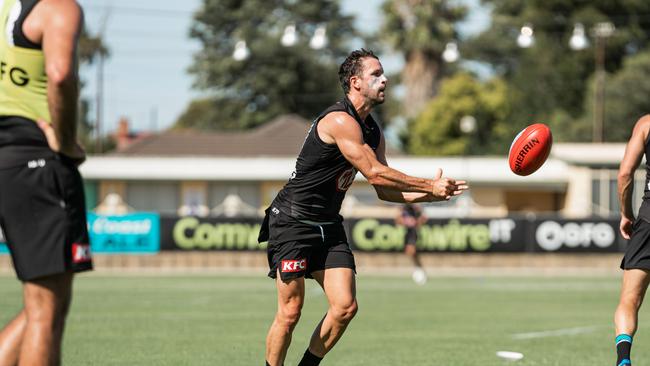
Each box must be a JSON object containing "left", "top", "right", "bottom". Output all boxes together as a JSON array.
[
  {"left": 37, "top": 120, "right": 86, "bottom": 166},
  {"left": 431, "top": 168, "right": 469, "bottom": 201},
  {"left": 620, "top": 216, "right": 634, "bottom": 240}
]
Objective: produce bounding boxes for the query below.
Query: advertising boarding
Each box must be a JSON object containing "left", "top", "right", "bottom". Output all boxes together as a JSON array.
[
  {"left": 87, "top": 212, "right": 160, "bottom": 253},
  {"left": 0, "top": 214, "right": 629, "bottom": 254},
  {"left": 0, "top": 226, "right": 7, "bottom": 254}
]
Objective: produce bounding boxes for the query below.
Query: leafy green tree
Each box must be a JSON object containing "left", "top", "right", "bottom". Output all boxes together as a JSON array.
[
  {"left": 467, "top": 0, "right": 650, "bottom": 141},
  {"left": 179, "top": 0, "right": 356, "bottom": 130},
  {"left": 173, "top": 98, "right": 224, "bottom": 130},
  {"left": 78, "top": 29, "right": 109, "bottom": 151},
  {"left": 408, "top": 73, "right": 509, "bottom": 156},
  {"left": 379, "top": 0, "right": 467, "bottom": 119},
  {"left": 588, "top": 50, "right": 650, "bottom": 141}
]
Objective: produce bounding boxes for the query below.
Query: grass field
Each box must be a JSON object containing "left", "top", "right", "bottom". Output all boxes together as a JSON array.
[{"left": 0, "top": 273, "right": 646, "bottom": 365}]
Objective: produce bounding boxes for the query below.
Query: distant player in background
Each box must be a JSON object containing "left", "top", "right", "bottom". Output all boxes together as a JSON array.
[
  {"left": 259, "top": 49, "right": 469, "bottom": 366},
  {"left": 395, "top": 203, "right": 427, "bottom": 284},
  {"left": 0, "top": 1, "right": 91, "bottom": 365},
  {"left": 615, "top": 115, "right": 650, "bottom": 366}
]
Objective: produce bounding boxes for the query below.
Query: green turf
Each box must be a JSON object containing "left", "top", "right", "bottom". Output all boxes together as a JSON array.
[{"left": 0, "top": 273, "right": 646, "bottom": 365}]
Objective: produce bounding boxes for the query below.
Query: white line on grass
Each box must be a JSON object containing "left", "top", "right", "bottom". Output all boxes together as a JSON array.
[{"left": 512, "top": 325, "right": 601, "bottom": 340}]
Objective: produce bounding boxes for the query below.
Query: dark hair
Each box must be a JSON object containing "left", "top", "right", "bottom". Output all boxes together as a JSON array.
[{"left": 338, "top": 49, "right": 379, "bottom": 94}]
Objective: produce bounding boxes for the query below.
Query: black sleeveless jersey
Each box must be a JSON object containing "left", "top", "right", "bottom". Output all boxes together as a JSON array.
[
  {"left": 638, "top": 137, "right": 650, "bottom": 221},
  {"left": 273, "top": 97, "right": 381, "bottom": 222}
]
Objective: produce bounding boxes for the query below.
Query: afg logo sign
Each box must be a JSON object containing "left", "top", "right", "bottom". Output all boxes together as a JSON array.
[{"left": 535, "top": 220, "right": 617, "bottom": 252}]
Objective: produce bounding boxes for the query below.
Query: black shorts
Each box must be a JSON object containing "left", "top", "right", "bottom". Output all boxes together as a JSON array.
[
  {"left": 621, "top": 218, "right": 650, "bottom": 270},
  {"left": 261, "top": 207, "right": 355, "bottom": 281},
  {"left": 0, "top": 154, "right": 93, "bottom": 281},
  {"left": 405, "top": 228, "right": 418, "bottom": 246}
]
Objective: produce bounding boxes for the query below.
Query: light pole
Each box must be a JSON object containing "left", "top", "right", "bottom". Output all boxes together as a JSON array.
[
  {"left": 442, "top": 42, "right": 460, "bottom": 63},
  {"left": 591, "top": 22, "right": 614, "bottom": 143},
  {"left": 517, "top": 24, "right": 535, "bottom": 48},
  {"left": 459, "top": 115, "right": 476, "bottom": 215}
]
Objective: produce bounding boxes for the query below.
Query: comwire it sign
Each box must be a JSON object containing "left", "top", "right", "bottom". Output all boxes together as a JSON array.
[{"left": 161, "top": 216, "right": 265, "bottom": 251}]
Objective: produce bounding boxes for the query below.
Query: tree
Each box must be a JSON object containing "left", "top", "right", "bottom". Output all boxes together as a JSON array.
[
  {"left": 467, "top": 0, "right": 650, "bottom": 141},
  {"left": 408, "top": 73, "right": 509, "bottom": 156},
  {"left": 179, "top": 0, "right": 356, "bottom": 131},
  {"left": 591, "top": 50, "right": 650, "bottom": 141},
  {"left": 78, "top": 29, "right": 110, "bottom": 151},
  {"left": 379, "top": 0, "right": 467, "bottom": 119}
]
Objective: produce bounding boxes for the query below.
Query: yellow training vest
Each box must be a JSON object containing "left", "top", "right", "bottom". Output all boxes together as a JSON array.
[{"left": 0, "top": 0, "right": 50, "bottom": 123}]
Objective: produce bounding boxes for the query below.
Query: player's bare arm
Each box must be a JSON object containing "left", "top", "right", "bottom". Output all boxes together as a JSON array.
[
  {"left": 618, "top": 115, "right": 650, "bottom": 239},
  {"left": 29, "top": 0, "right": 84, "bottom": 161},
  {"left": 372, "top": 132, "right": 468, "bottom": 202},
  {"left": 318, "top": 112, "right": 468, "bottom": 202}
]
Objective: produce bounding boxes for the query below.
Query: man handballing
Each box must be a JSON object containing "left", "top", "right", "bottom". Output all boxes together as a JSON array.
[{"left": 259, "top": 49, "right": 469, "bottom": 366}]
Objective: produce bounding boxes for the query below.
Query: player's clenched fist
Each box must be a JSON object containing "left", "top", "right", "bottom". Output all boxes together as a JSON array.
[{"left": 431, "top": 168, "right": 469, "bottom": 201}]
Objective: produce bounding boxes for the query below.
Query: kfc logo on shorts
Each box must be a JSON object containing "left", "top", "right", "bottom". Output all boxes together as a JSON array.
[
  {"left": 72, "top": 243, "right": 92, "bottom": 263},
  {"left": 336, "top": 167, "right": 357, "bottom": 192},
  {"left": 281, "top": 258, "right": 307, "bottom": 273}
]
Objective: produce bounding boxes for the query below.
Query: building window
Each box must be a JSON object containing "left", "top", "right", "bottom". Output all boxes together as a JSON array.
[
  {"left": 126, "top": 181, "right": 179, "bottom": 215},
  {"left": 179, "top": 182, "right": 209, "bottom": 217},
  {"left": 591, "top": 169, "right": 644, "bottom": 217}
]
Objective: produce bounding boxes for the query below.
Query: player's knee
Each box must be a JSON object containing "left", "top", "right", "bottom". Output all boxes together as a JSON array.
[
  {"left": 278, "top": 301, "right": 303, "bottom": 329},
  {"left": 331, "top": 299, "right": 358, "bottom": 323}
]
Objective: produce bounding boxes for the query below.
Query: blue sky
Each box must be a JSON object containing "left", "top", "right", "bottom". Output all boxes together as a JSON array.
[{"left": 79, "top": 0, "right": 489, "bottom": 136}]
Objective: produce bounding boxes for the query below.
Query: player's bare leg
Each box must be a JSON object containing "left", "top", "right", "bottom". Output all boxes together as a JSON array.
[
  {"left": 0, "top": 310, "right": 26, "bottom": 366},
  {"left": 615, "top": 269, "right": 650, "bottom": 335},
  {"left": 308, "top": 268, "right": 358, "bottom": 358},
  {"left": 18, "top": 272, "right": 73, "bottom": 366},
  {"left": 405, "top": 244, "right": 422, "bottom": 268},
  {"left": 406, "top": 245, "right": 427, "bottom": 285},
  {"left": 614, "top": 269, "right": 650, "bottom": 366},
  {"left": 266, "top": 271, "right": 305, "bottom": 366}
]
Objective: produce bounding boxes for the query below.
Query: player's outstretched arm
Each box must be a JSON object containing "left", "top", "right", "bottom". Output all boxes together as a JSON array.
[
  {"left": 319, "top": 112, "right": 468, "bottom": 202},
  {"left": 618, "top": 115, "right": 650, "bottom": 239},
  {"left": 372, "top": 131, "right": 467, "bottom": 203}
]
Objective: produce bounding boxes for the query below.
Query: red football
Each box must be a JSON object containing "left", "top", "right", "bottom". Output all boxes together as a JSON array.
[{"left": 508, "top": 123, "right": 553, "bottom": 176}]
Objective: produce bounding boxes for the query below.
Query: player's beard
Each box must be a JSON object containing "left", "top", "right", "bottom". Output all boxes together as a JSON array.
[{"left": 367, "top": 90, "right": 386, "bottom": 107}]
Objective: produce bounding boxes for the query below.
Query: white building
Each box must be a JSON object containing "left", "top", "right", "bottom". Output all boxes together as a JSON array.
[{"left": 81, "top": 116, "right": 634, "bottom": 219}]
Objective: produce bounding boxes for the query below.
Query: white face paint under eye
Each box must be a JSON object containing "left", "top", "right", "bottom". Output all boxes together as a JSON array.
[{"left": 368, "top": 73, "right": 386, "bottom": 90}]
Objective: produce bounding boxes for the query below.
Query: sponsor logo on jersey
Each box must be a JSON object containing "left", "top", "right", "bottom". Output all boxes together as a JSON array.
[
  {"left": 336, "top": 167, "right": 357, "bottom": 192},
  {"left": 281, "top": 258, "right": 307, "bottom": 273},
  {"left": 0, "top": 62, "right": 30, "bottom": 87},
  {"left": 72, "top": 243, "right": 92, "bottom": 263}
]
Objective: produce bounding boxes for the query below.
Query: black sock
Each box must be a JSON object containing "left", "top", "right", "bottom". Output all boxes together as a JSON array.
[
  {"left": 298, "top": 349, "right": 323, "bottom": 366},
  {"left": 616, "top": 334, "right": 632, "bottom": 365}
]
